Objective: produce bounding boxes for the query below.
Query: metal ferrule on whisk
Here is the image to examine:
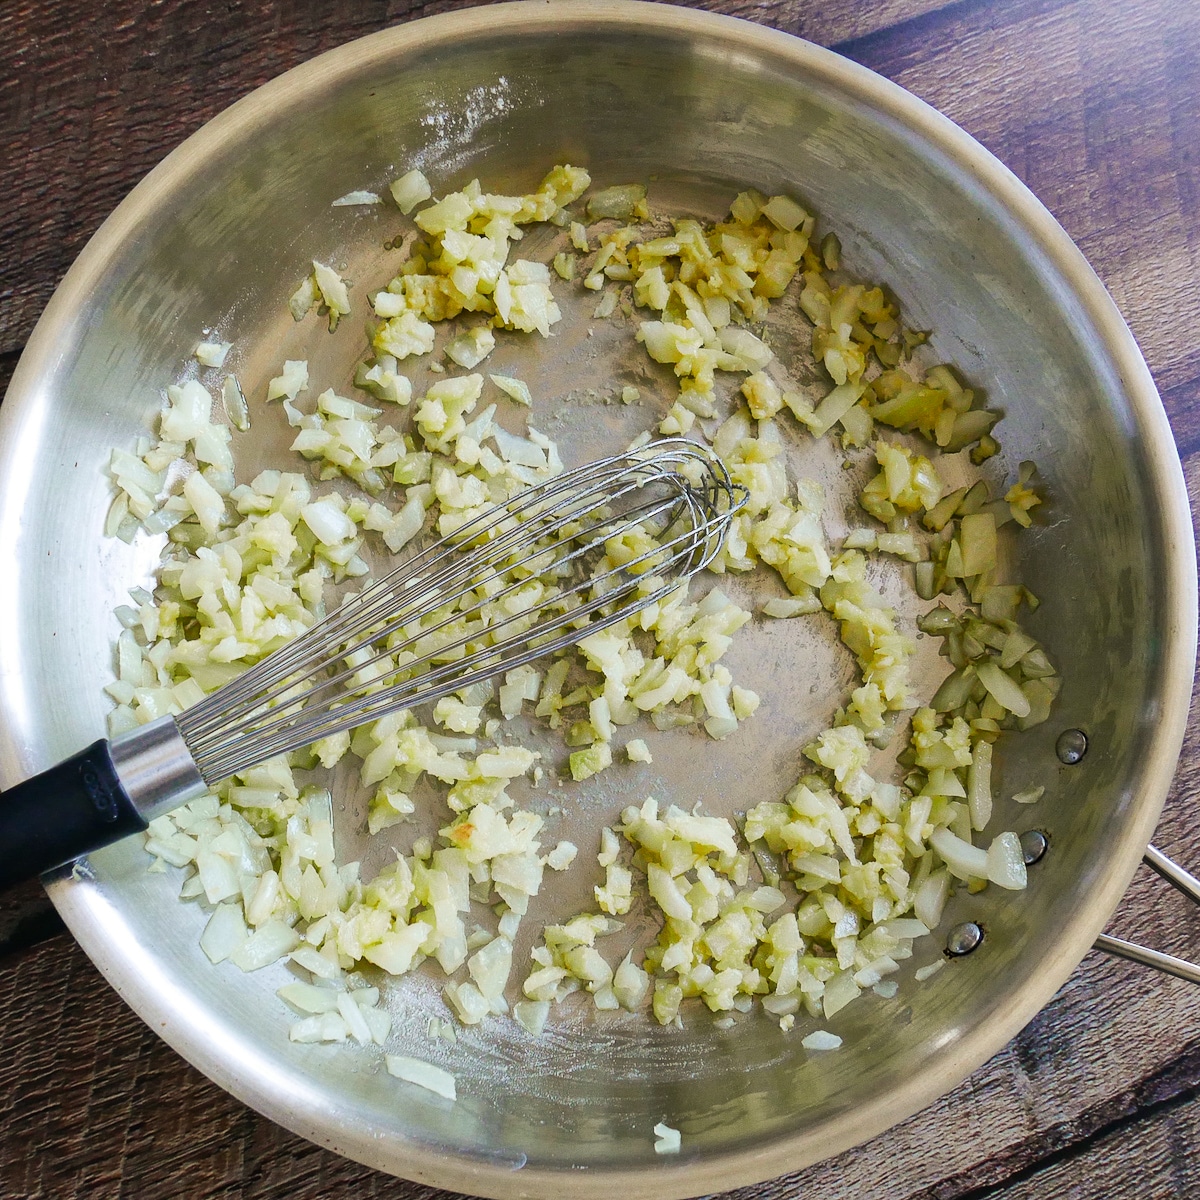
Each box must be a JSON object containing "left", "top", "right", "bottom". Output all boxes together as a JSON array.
[{"left": 109, "top": 717, "right": 208, "bottom": 823}]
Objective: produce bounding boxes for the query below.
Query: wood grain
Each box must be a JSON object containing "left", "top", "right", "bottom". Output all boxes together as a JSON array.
[
  {"left": 2, "top": 0, "right": 1200, "bottom": 1196},
  {"left": 667, "top": 0, "right": 961, "bottom": 49},
  {"left": 982, "top": 1081, "right": 1200, "bottom": 1200}
]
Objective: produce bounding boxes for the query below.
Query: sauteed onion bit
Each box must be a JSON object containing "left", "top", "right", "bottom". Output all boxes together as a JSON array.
[{"left": 105, "top": 164, "right": 1056, "bottom": 1081}]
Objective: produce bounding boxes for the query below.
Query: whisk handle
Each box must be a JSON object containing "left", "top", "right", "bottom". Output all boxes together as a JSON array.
[{"left": 0, "top": 740, "right": 146, "bottom": 890}]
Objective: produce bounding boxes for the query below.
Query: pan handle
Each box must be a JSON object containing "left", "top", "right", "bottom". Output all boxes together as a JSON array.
[
  {"left": 1093, "top": 845, "right": 1200, "bottom": 985},
  {"left": 0, "top": 719, "right": 207, "bottom": 890}
]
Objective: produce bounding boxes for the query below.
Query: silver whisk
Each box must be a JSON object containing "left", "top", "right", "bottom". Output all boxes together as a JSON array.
[{"left": 0, "top": 438, "right": 746, "bottom": 888}]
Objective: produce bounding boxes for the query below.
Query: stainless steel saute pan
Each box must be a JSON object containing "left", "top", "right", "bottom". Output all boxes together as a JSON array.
[{"left": 0, "top": 3, "right": 1194, "bottom": 1195}]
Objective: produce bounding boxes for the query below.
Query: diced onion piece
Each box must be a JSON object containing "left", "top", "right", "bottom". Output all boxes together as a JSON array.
[
  {"left": 625, "top": 738, "right": 652, "bottom": 763},
  {"left": 390, "top": 169, "right": 433, "bottom": 214},
  {"left": 930, "top": 827, "right": 989, "bottom": 881},
  {"left": 277, "top": 982, "right": 341, "bottom": 1015},
  {"left": 914, "top": 960, "right": 946, "bottom": 982},
  {"left": 513, "top": 999, "right": 550, "bottom": 1036},
  {"left": 289, "top": 1013, "right": 349, "bottom": 1043},
  {"left": 386, "top": 1054, "right": 457, "bottom": 1101},
  {"left": 229, "top": 919, "right": 301, "bottom": 971},
  {"left": 967, "top": 739, "right": 993, "bottom": 831},
  {"left": 289, "top": 274, "right": 319, "bottom": 321},
  {"left": 652, "top": 1122, "right": 681, "bottom": 1155},
  {"left": 332, "top": 190, "right": 382, "bottom": 206},
  {"left": 446, "top": 327, "right": 496, "bottom": 369},
  {"left": 313, "top": 261, "right": 351, "bottom": 317},
  {"left": 545, "top": 841, "right": 578, "bottom": 870},
  {"left": 807, "top": 381, "right": 865, "bottom": 438},
  {"left": 221, "top": 375, "right": 250, "bottom": 432},
  {"left": 976, "top": 661, "right": 1032, "bottom": 718},
  {"left": 587, "top": 183, "right": 646, "bottom": 221},
  {"left": 913, "top": 869, "right": 950, "bottom": 930},
  {"left": 822, "top": 971, "right": 860, "bottom": 1018},
  {"left": 719, "top": 326, "right": 773, "bottom": 371},
  {"left": 570, "top": 742, "right": 612, "bottom": 781},
  {"left": 184, "top": 470, "right": 225, "bottom": 538},
  {"left": 199, "top": 902, "right": 247, "bottom": 964},
  {"left": 879, "top": 918, "right": 930, "bottom": 940},
  {"left": 490, "top": 374, "right": 533, "bottom": 406},
  {"left": 986, "top": 831, "right": 1028, "bottom": 890},
  {"left": 800, "top": 1029, "right": 842, "bottom": 1051},
  {"left": 337, "top": 991, "right": 373, "bottom": 1043},
  {"left": 763, "top": 595, "right": 821, "bottom": 618},
  {"left": 289, "top": 944, "right": 340, "bottom": 980},
  {"left": 445, "top": 980, "right": 491, "bottom": 1024},
  {"left": 760, "top": 194, "right": 807, "bottom": 231},
  {"left": 301, "top": 499, "right": 355, "bottom": 545},
  {"left": 267, "top": 359, "right": 308, "bottom": 402},
  {"left": 612, "top": 953, "right": 650, "bottom": 1010},
  {"left": 194, "top": 340, "right": 231, "bottom": 368},
  {"left": 958, "top": 512, "right": 997, "bottom": 577}
]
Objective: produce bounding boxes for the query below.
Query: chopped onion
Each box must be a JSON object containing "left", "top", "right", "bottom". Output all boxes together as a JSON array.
[
  {"left": 194, "top": 340, "right": 231, "bottom": 369},
  {"left": 800, "top": 1029, "right": 842, "bottom": 1051},
  {"left": 199, "top": 903, "right": 247, "bottom": 964},
  {"left": 386, "top": 1055, "right": 456, "bottom": 1101},
  {"left": 986, "top": 831, "right": 1028, "bottom": 890},
  {"left": 930, "top": 827, "right": 988, "bottom": 882},
  {"left": 114, "top": 167, "right": 1059, "bottom": 1062},
  {"left": 389, "top": 169, "right": 432, "bottom": 215},
  {"left": 332, "top": 190, "right": 382, "bottom": 206},
  {"left": 652, "top": 1122, "right": 681, "bottom": 1155}
]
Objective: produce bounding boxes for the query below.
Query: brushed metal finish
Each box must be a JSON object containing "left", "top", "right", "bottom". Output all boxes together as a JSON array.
[
  {"left": 1144, "top": 843, "right": 1200, "bottom": 906},
  {"left": 110, "top": 716, "right": 207, "bottom": 822},
  {"left": 0, "top": 3, "right": 1195, "bottom": 1197},
  {"left": 1093, "top": 935, "right": 1200, "bottom": 987},
  {"left": 1092, "top": 846, "right": 1200, "bottom": 985}
]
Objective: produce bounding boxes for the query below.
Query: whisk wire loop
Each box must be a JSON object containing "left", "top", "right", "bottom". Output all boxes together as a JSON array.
[{"left": 177, "top": 439, "right": 746, "bottom": 782}]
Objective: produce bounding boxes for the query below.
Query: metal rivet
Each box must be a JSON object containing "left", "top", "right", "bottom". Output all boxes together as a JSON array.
[
  {"left": 946, "top": 922, "right": 983, "bottom": 956},
  {"left": 1020, "top": 829, "right": 1049, "bottom": 865},
  {"left": 1056, "top": 728, "right": 1088, "bottom": 765}
]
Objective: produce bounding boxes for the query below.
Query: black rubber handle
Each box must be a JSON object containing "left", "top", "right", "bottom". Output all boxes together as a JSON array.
[{"left": 0, "top": 740, "right": 147, "bottom": 890}]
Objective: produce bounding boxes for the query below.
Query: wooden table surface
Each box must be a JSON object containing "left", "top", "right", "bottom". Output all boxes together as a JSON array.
[{"left": 3, "top": 0, "right": 1200, "bottom": 1196}]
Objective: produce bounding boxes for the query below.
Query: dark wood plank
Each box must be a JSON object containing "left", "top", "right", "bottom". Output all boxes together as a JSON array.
[
  {"left": 670, "top": 0, "right": 961, "bottom": 48},
  {"left": 0, "top": 351, "right": 17, "bottom": 395},
  {"left": 978, "top": 1090, "right": 1200, "bottom": 1200},
  {"left": 0, "top": 350, "right": 65, "bottom": 960}
]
